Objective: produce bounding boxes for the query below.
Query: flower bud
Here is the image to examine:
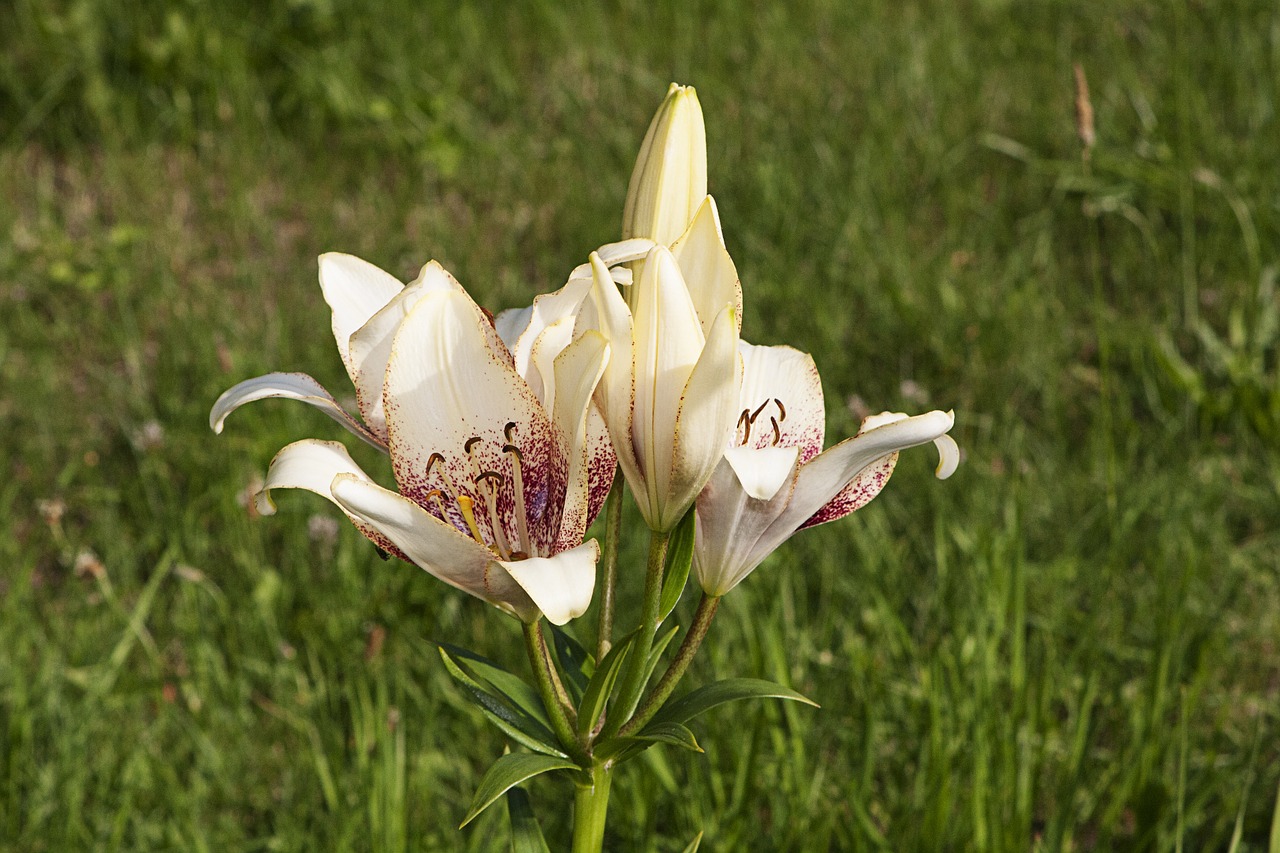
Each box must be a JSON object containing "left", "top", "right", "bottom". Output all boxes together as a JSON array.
[{"left": 622, "top": 83, "right": 708, "bottom": 246}]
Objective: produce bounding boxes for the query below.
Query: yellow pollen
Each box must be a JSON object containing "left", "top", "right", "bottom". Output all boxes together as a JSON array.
[{"left": 455, "top": 496, "right": 486, "bottom": 544}]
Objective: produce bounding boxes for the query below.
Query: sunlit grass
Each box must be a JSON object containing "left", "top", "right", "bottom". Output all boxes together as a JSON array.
[{"left": 2, "top": 0, "right": 1278, "bottom": 849}]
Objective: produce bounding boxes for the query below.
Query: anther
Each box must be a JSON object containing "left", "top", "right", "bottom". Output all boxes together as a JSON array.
[
  {"left": 474, "top": 471, "right": 504, "bottom": 488},
  {"left": 426, "top": 452, "right": 446, "bottom": 475},
  {"left": 737, "top": 409, "right": 752, "bottom": 445},
  {"left": 465, "top": 436, "right": 483, "bottom": 454},
  {"left": 504, "top": 422, "right": 517, "bottom": 441},
  {"left": 749, "top": 400, "right": 770, "bottom": 422},
  {"left": 774, "top": 399, "right": 787, "bottom": 421},
  {"left": 502, "top": 443, "right": 523, "bottom": 460},
  {"left": 770, "top": 416, "right": 781, "bottom": 446}
]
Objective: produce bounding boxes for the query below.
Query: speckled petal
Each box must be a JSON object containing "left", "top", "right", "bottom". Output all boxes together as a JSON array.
[
  {"left": 384, "top": 289, "right": 567, "bottom": 557},
  {"left": 347, "top": 261, "right": 462, "bottom": 441},
  {"left": 331, "top": 473, "right": 538, "bottom": 621},
  {"left": 547, "top": 330, "right": 610, "bottom": 551},
  {"left": 736, "top": 342, "right": 825, "bottom": 461}
]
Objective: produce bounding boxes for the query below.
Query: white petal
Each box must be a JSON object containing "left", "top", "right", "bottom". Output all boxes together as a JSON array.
[
  {"left": 507, "top": 274, "right": 592, "bottom": 385},
  {"left": 631, "top": 245, "right": 706, "bottom": 526},
  {"left": 494, "top": 305, "right": 533, "bottom": 351},
  {"left": 737, "top": 342, "right": 826, "bottom": 460},
  {"left": 578, "top": 253, "right": 640, "bottom": 493},
  {"left": 209, "top": 372, "right": 386, "bottom": 450},
  {"left": 934, "top": 432, "right": 960, "bottom": 479},
  {"left": 692, "top": 455, "right": 796, "bottom": 597},
  {"left": 318, "top": 253, "right": 404, "bottom": 379},
  {"left": 500, "top": 540, "right": 599, "bottom": 625},
  {"left": 347, "top": 261, "right": 462, "bottom": 440},
  {"left": 384, "top": 289, "right": 565, "bottom": 556},
  {"left": 722, "top": 445, "right": 800, "bottom": 501},
  {"left": 657, "top": 302, "right": 741, "bottom": 531},
  {"left": 527, "top": 315, "right": 575, "bottom": 411},
  {"left": 255, "top": 439, "right": 400, "bottom": 556},
  {"left": 670, "top": 196, "right": 742, "bottom": 336},
  {"left": 766, "top": 409, "right": 956, "bottom": 537},
  {"left": 548, "top": 331, "right": 610, "bottom": 551},
  {"left": 331, "top": 473, "right": 539, "bottom": 621}
]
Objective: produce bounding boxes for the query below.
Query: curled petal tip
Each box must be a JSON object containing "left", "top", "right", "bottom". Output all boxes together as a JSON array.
[{"left": 934, "top": 434, "right": 960, "bottom": 480}]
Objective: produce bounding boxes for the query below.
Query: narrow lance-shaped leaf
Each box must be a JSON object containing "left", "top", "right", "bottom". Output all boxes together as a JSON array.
[
  {"left": 643, "top": 623, "right": 682, "bottom": 689},
  {"left": 437, "top": 648, "right": 564, "bottom": 757},
  {"left": 548, "top": 624, "right": 593, "bottom": 701},
  {"left": 646, "top": 678, "right": 818, "bottom": 729},
  {"left": 658, "top": 507, "right": 696, "bottom": 623},
  {"left": 506, "top": 786, "right": 552, "bottom": 853},
  {"left": 460, "top": 753, "right": 580, "bottom": 828},
  {"left": 596, "top": 721, "right": 703, "bottom": 763},
  {"left": 439, "top": 643, "right": 551, "bottom": 727},
  {"left": 576, "top": 633, "right": 634, "bottom": 738}
]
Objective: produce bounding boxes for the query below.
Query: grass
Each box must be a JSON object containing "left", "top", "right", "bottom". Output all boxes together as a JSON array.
[{"left": 2, "top": 0, "right": 1279, "bottom": 849}]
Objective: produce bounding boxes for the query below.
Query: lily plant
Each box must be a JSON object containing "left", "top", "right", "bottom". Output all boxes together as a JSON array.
[{"left": 211, "top": 83, "right": 959, "bottom": 851}]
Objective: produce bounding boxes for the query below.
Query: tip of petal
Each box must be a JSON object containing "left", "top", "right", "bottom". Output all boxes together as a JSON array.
[{"left": 934, "top": 434, "right": 961, "bottom": 480}]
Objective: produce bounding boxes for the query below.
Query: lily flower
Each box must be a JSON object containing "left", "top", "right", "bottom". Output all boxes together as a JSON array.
[
  {"left": 210, "top": 254, "right": 615, "bottom": 625},
  {"left": 693, "top": 342, "right": 960, "bottom": 597}
]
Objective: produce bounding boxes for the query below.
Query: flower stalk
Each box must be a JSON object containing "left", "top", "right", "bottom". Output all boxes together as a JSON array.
[
  {"left": 522, "top": 622, "right": 588, "bottom": 765},
  {"left": 571, "top": 761, "right": 614, "bottom": 853},
  {"left": 595, "top": 471, "right": 625, "bottom": 660},
  {"left": 601, "top": 527, "right": 670, "bottom": 736}
]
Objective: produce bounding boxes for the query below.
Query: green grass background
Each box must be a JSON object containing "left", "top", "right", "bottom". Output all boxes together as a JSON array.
[{"left": 2, "top": 0, "right": 1278, "bottom": 849}]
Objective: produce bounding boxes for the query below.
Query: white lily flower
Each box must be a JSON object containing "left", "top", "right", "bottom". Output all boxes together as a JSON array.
[
  {"left": 623, "top": 82, "right": 708, "bottom": 246},
  {"left": 211, "top": 254, "right": 616, "bottom": 625},
  {"left": 693, "top": 342, "right": 960, "bottom": 597}
]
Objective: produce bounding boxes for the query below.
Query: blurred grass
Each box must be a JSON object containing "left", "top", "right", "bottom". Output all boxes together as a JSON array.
[{"left": 3, "top": 0, "right": 1279, "bottom": 849}]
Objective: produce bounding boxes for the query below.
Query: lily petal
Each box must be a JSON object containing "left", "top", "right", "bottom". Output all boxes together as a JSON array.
[
  {"left": 631, "top": 245, "right": 706, "bottom": 526},
  {"left": 209, "top": 372, "right": 386, "bottom": 451},
  {"left": 692, "top": 454, "right": 797, "bottom": 597},
  {"left": 500, "top": 540, "right": 599, "bottom": 625},
  {"left": 318, "top": 253, "right": 404, "bottom": 379},
  {"left": 548, "top": 330, "right": 611, "bottom": 551},
  {"left": 579, "top": 252, "right": 640, "bottom": 492},
  {"left": 768, "top": 409, "right": 956, "bottom": 537},
  {"left": 723, "top": 444, "right": 799, "bottom": 501},
  {"left": 255, "top": 439, "right": 402, "bottom": 557},
  {"left": 934, "top": 433, "right": 961, "bottom": 479},
  {"left": 661, "top": 302, "right": 742, "bottom": 531},
  {"left": 330, "top": 473, "right": 540, "bottom": 621},
  {"left": 347, "top": 261, "right": 462, "bottom": 439},
  {"left": 384, "top": 289, "right": 565, "bottom": 556},
  {"left": 670, "top": 196, "right": 743, "bottom": 335},
  {"left": 737, "top": 342, "right": 826, "bottom": 460}
]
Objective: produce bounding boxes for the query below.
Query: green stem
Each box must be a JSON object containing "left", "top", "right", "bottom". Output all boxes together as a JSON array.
[
  {"left": 595, "top": 470, "right": 625, "bottom": 661},
  {"left": 601, "top": 527, "right": 670, "bottom": 737},
  {"left": 522, "top": 621, "right": 587, "bottom": 764},
  {"left": 619, "top": 593, "right": 720, "bottom": 737},
  {"left": 571, "top": 761, "right": 613, "bottom": 853}
]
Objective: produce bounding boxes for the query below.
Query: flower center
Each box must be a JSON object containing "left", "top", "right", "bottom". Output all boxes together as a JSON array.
[
  {"left": 423, "top": 422, "right": 536, "bottom": 562},
  {"left": 734, "top": 398, "right": 787, "bottom": 448}
]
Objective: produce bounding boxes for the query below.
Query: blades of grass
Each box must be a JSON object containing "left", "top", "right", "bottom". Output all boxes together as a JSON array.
[{"left": 506, "top": 785, "right": 551, "bottom": 853}]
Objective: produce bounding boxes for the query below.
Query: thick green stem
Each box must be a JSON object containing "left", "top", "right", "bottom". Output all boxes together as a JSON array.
[
  {"left": 571, "top": 762, "right": 613, "bottom": 853},
  {"left": 601, "top": 528, "right": 670, "bottom": 737},
  {"left": 595, "top": 470, "right": 625, "bottom": 661},
  {"left": 522, "top": 622, "right": 587, "bottom": 764},
  {"left": 619, "top": 593, "right": 720, "bottom": 737}
]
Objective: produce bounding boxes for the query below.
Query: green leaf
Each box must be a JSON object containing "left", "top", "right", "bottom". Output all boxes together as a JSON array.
[
  {"left": 548, "top": 624, "right": 592, "bottom": 701},
  {"left": 594, "top": 722, "right": 703, "bottom": 763},
  {"left": 681, "top": 831, "right": 704, "bottom": 853},
  {"left": 438, "top": 648, "right": 564, "bottom": 756},
  {"left": 439, "top": 643, "right": 549, "bottom": 724},
  {"left": 506, "top": 785, "right": 551, "bottom": 853},
  {"left": 460, "top": 753, "right": 579, "bottom": 827},
  {"left": 576, "top": 633, "right": 633, "bottom": 738},
  {"left": 647, "top": 678, "right": 819, "bottom": 728},
  {"left": 658, "top": 507, "right": 695, "bottom": 622}
]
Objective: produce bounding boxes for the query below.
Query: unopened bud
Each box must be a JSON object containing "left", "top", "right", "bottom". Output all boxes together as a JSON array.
[{"left": 622, "top": 83, "right": 708, "bottom": 245}]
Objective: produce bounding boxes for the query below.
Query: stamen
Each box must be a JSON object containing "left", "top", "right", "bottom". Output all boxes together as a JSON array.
[
  {"left": 736, "top": 409, "right": 752, "bottom": 446},
  {"left": 749, "top": 400, "right": 770, "bottom": 422},
  {"left": 504, "top": 422, "right": 518, "bottom": 441},
  {"left": 503, "top": 443, "right": 534, "bottom": 556},
  {"left": 455, "top": 496, "right": 487, "bottom": 545},
  {"left": 770, "top": 416, "right": 781, "bottom": 446},
  {"left": 473, "top": 471, "right": 511, "bottom": 559},
  {"left": 774, "top": 398, "right": 787, "bottom": 421},
  {"left": 464, "top": 436, "right": 483, "bottom": 454},
  {"left": 427, "top": 450, "right": 467, "bottom": 505}
]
